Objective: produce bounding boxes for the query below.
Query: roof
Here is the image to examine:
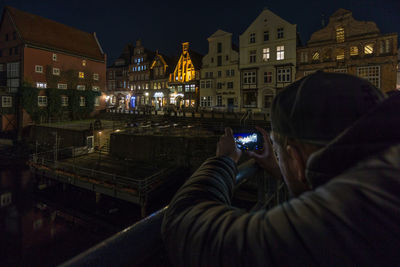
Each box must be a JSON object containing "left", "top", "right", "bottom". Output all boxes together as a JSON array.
[
  {"left": 188, "top": 50, "right": 203, "bottom": 70},
  {"left": 5, "top": 6, "right": 105, "bottom": 61}
]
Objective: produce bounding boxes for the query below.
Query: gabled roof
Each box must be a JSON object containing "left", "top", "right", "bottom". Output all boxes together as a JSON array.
[
  {"left": 4, "top": 6, "right": 105, "bottom": 61},
  {"left": 188, "top": 50, "right": 203, "bottom": 70}
]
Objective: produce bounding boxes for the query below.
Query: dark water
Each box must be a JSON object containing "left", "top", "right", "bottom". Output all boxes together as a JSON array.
[{"left": 0, "top": 163, "right": 145, "bottom": 267}]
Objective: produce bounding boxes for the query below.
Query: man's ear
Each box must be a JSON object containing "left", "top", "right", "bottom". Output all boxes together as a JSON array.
[{"left": 286, "top": 145, "right": 307, "bottom": 184}]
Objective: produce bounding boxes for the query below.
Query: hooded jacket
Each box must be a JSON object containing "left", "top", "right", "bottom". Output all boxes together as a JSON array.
[{"left": 161, "top": 95, "right": 400, "bottom": 267}]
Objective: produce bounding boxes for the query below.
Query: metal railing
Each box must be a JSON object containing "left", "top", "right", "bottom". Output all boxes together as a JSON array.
[{"left": 60, "top": 159, "right": 287, "bottom": 267}]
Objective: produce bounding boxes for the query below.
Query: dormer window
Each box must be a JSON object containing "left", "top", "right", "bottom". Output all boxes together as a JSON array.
[{"left": 336, "top": 27, "right": 345, "bottom": 43}]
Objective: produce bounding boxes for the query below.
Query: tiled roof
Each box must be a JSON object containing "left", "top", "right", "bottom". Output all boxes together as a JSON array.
[{"left": 5, "top": 6, "right": 105, "bottom": 61}]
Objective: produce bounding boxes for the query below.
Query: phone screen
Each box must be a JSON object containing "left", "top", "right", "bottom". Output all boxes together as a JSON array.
[{"left": 234, "top": 132, "right": 263, "bottom": 151}]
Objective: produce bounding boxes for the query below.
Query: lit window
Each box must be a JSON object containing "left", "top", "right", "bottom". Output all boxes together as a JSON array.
[
  {"left": 35, "top": 65, "right": 43, "bottom": 73},
  {"left": 79, "top": 96, "right": 85, "bottom": 106},
  {"left": 336, "top": 48, "right": 345, "bottom": 61},
  {"left": 61, "top": 96, "right": 68, "bottom": 106},
  {"left": 264, "top": 72, "right": 272, "bottom": 83},
  {"left": 92, "top": 86, "right": 100, "bottom": 91},
  {"left": 38, "top": 96, "right": 47, "bottom": 107},
  {"left": 277, "top": 68, "right": 291, "bottom": 83},
  {"left": 93, "top": 73, "right": 99, "bottom": 80},
  {"left": 217, "top": 95, "right": 222, "bottom": 106},
  {"left": 52, "top": 53, "right": 57, "bottom": 61},
  {"left": 1, "top": 96, "right": 12, "bottom": 107},
  {"left": 263, "top": 31, "right": 269, "bottom": 42},
  {"left": 53, "top": 68, "right": 60, "bottom": 76},
  {"left": 36, "top": 82, "right": 47, "bottom": 89},
  {"left": 94, "top": 96, "right": 100, "bottom": 106},
  {"left": 277, "top": 28, "right": 284, "bottom": 39},
  {"left": 262, "top": 48, "right": 270, "bottom": 62},
  {"left": 82, "top": 60, "right": 86, "bottom": 66},
  {"left": 336, "top": 27, "right": 345, "bottom": 43},
  {"left": 249, "top": 50, "right": 256, "bottom": 63},
  {"left": 350, "top": 46, "right": 359, "bottom": 56},
  {"left": 300, "top": 52, "right": 308, "bottom": 63},
  {"left": 57, "top": 83, "right": 67, "bottom": 89},
  {"left": 79, "top": 72, "right": 84, "bottom": 78},
  {"left": 276, "top": 46, "right": 285, "bottom": 60},
  {"left": 312, "top": 52, "right": 320, "bottom": 61},
  {"left": 357, "top": 66, "right": 380, "bottom": 88},
  {"left": 364, "top": 43, "right": 374, "bottom": 55},
  {"left": 249, "top": 33, "right": 256, "bottom": 43},
  {"left": 77, "top": 85, "right": 85, "bottom": 90},
  {"left": 380, "top": 39, "right": 391, "bottom": 54}
]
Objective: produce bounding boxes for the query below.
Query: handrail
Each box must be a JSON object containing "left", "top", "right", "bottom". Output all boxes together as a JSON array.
[{"left": 59, "top": 159, "right": 261, "bottom": 267}]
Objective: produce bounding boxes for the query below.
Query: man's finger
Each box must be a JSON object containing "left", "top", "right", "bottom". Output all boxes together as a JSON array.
[{"left": 225, "top": 127, "right": 233, "bottom": 138}]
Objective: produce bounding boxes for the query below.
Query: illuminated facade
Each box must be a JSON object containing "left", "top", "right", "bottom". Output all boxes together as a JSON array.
[
  {"left": 297, "top": 8, "right": 398, "bottom": 93},
  {"left": 169, "top": 42, "right": 203, "bottom": 109},
  {"left": 239, "top": 8, "right": 297, "bottom": 118},
  {"left": 200, "top": 30, "right": 240, "bottom": 111},
  {"left": 149, "top": 52, "right": 174, "bottom": 109}
]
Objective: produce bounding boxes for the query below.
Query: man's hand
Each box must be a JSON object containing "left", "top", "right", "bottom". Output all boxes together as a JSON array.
[
  {"left": 246, "top": 126, "right": 282, "bottom": 180},
  {"left": 216, "top": 127, "right": 242, "bottom": 163}
]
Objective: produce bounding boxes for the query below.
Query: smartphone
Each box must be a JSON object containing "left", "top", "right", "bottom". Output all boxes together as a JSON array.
[{"left": 234, "top": 132, "right": 263, "bottom": 151}]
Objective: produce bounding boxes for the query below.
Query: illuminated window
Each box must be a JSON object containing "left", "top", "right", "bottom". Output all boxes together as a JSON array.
[
  {"left": 61, "top": 96, "right": 68, "bottom": 106},
  {"left": 276, "top": 46, "right": 284, "bottom": 60},
  {"left": 36, "top": 82, "right": 47, "bottom": 88},
  {"left": 277, "top": 68, "right": 291, "bottom": 83},
  {"left": 243, "top": 71, "right": 256, "bottom": 84},
  {"left": 52, "top": 53, "right": 57, "bottom": 61},
  {"left": 93, "top": 73, "right": 99, "bottom": 80},
  {"left": 79, "top": 72, "right": 84, "bottom": 78},
  {"left": 312, "top": 52, "right": 319, "bottom": 61},
  {"left": 35, "top": 65, "right": 43, "bottom": 73},
  {"left": 1, "top": 96, "right": 12, "bottom": 107},
  {"left": 249, "top": 33, "right": 256, "bottom": 43},
  {"left": 190, "top": 84, "right": 195, "bottom": 92},
  {"left": 380, "top": 39, "right": 391, "bottom": 54},
  {"left": 336, "top": 27, "right": 345, "bottom": 43},
  {"left": 77, "top": 85, "right": 85, "bottom": 90},
  {"left": 53, "top": 68, "right": 60, "bottom": 76},
  {"left": 357, "top": 66, "right": 380, "bottom": 88},
  {"left": 277, "top": 28, "right": 284, "bottom": 39},
  {"left": 364, "top": 43, "right": 374, "bottom": 55},
  {"left": 350, "top": 46, "right": 359, "bottom": 56},
  {"left": 217, "top": 95, "right": 222, "bottom": 106},
  {"left": 82, "top": 60, "right": 86, "bottom": 66},
  {"left": 262, "top": 48, "right": 270, "bottom": 61},
  {"left": 263, "top": 31, "right": 269, "bottom": 42},
  {"left": 249, "top": 50, "right": 256, "bottom": 63},
  {"left": 57, "top": 83, "right": 67, "bottom": 89},
  {"left": 264, "top": 72, "right": 272, "bottom": 83},
  {"left": 38, "top": 96, "right": 47, "bottom": 107},
  {"left": 94, "top": 96, "right": 100, "bottom": 106},
  {"left": 336, "top": 48, "right": 345, "bottom": 61},
  {"left": 92, "top": 86, "right": 100, "bottom": 91},
  {"left": 79, "top": 96, "right": 85, "bottom": 106}
]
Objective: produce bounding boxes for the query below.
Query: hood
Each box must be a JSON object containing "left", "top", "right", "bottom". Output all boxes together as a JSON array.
[{"left": 306, "top": 93, "right": 400, "bottom": 188}]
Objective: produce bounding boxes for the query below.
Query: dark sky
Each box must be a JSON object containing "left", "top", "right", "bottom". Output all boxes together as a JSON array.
[{"left": 1, "top": 0, "right": 399, "bottom": 64}]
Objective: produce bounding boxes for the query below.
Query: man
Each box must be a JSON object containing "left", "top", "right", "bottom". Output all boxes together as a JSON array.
[{"left": 161, "top": 72, "right": 400, "bottom": 266}]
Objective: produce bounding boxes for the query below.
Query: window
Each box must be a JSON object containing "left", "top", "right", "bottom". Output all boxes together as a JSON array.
[
  {"left": 249, "top": 50, "right": 256, "bottom": 63},
  {"left": 211, "top": 57, "right": 214, "bottom": 63},
  {"left": 209, "top": 72, "right": 213, "bottom": 78},
  {"left": 0, "top": 50, "right": 2, "bottom": 57},
  {"left": 227, "top": 82, "right": 233, "bottom": 89},
  {"left": 200, "top": 81, "right": 205, "bottom": 88},
  {"left": 301, "top": 52, "right": 308, "bottom": 63},
  {"left": 92, "top": 86, "right": 100, "bottom": 91},
  {"left": 243, "top": 92, "right": 257, "bottom": 107},
  {"left": 82, "top": 60, "right": 86, "bottom": 66},
  {"left": 57, "top": 83, "right": 67, "bottom": 89},
  {"left": 217, "top": 95, "right": 222, "bottom": 106},
  {"left": 336, "top": 27, "right": 345, "bottom": 43},
  {"left": 334, "top": 68, "right": 347, "bottom": 73},
  {"left": 380, "top": 39, "right": 391, "bottom": 54},
  {"left": 230, "top": 69, "right": 235, "bottom": 76},
  {"left": 35, "top": 65, "right": 43, "bottom": 73},
  {"left": 190, "top": 84, "right": 195, "bottom": 92},
  {"left": 217, "top": 42, "right": 222, "bottom": 53},
  {"left": 94, "top": 96, "right": 100, "bottom": 106},
  {"left": 7, "top": 62, "right": 20, "bottom": 78},
  {"left": 336, "top": 48, "right": 345, "bottom": 61},
  {"left": 277, "top": 68, "right": 291, "bottom": 83},
  {"left": 226, "top": 55, "right": 229, "bottom": 61},
  {"left": 61, "top": 96, "right": 68, "bottom": 107},
  {"left": 249, "top": 33, "right": 256, "bottom": 43},
  {"left": 53, "top": 68, "right": 60, "bottom": 75},
  {"left": 206, "top": 80, "right": 212, "bottom": 88},
  {"left": 9, "top": 48, "right": 12, "bottom": 56},
  {"left": 262, "top": 48, "right": 270, "bottom": 61},
  {"left": 312, "top": 52, "right": 319, "bottom": 61},
  {"left": 36, "top": 82, "right": 47, "bottom": 89},
  {"left": 5, "top": 33, "right": 8, "bottom": 41},
  {"left": 2, "top": 96, "right": 12, "bottom": 107},
  {"left": 52, "top": 53, "right": 57, "bottom": 61},
  {"left": 264, "top": 95, "right": 273, "bottom": 108},
  {"left": 14, "top": 47, "right": 18, "bottom": 55},
  {"left": 276, "top": 46, "right": 285, "bottom": 60},
  {"left": 79, "top": 72, "right": 84, "bottom": 78},
  {"left": 350, "top": 46, "right": 359, "bottom": 56},
  {"left": 93, "top": 73, "right": 99, "bottom": 80},
  {"left": 264, "top": 72, "right": 272, "bottom": 83},
  {"left": 200, "top": 96, "right": 213, "bottom": 107},
  {"left": 218, "top": 71, "right": 222, "bottom": 77},
  {"left": 185, "top": 85, "right": 190, "bottom": 92},
  {"left": 357, "top": 66, "right": 380, "bottom": 88},
  {"left": 364, "top": 43, "right": 374, "bottom": 55},
  {"left": 217, "top": 82, "right": 222, "bottom": 89},
  {"left": 38, "top": 96, "right": 47, "bottom": 107},
  {"left": 226, "top": 70, "right": 230, "bottom": 77},
  {"left": 79, "top": 96, "right": 85, "bottom": 106},
  {"left": 243, "top": 71, "right": 256, "bottom": 84},
  {"left": 277, "top": 28, "right": 284, "bottom": 39},
  {"left": 77, "top": 85, "right": 85, "bottom": 90},
  {"left": 263, "top": 31, "right": 269, "bottom": 42},
  {"left": 217, "top": 56, "right": 222, "bottom": 66},
  {"left": 13, "top": 32, "right": 16, "bottom": 40}
]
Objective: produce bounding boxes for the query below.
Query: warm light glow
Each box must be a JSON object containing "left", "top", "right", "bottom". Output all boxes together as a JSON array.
[
  {"left": 145, "top": 92, "right": 149, "bottom": 96},
  {"left": 170, "top": 42, "right": 196, "bottom": 82}
]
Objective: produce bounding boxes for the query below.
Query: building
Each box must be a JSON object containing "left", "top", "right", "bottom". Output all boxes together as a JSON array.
[
  {"left": 0, "top": 6, "right": 106, "bottom": 132},
  {"left": 200, "top": 29, "right": 240, "bottom": 111},
  {"left": 149, "top": 51, "right": 175, "bottom": 110},
  {"left": 106, "top": 43, "right": 134, "bottom": 109},
  {"left": 297, "top": 8, "right": 398, "bottom": 93},
  {"left": 397, "top": 48, "right": 400, "bottom": 90},
  {"left": 239, "top": 8, "right": 297, "bottom": 117},
  {"left": 128, "top": 40, "right": 155, "bottom": 108},
  {"left": 168, "top": 42, "right": 203, "bottom": 109}
]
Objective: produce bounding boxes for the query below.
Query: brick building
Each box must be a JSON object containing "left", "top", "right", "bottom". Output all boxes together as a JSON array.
[
  {"left": 106, "top": 43, "right": 134, "bottom": 109},
  {"left": 297, "top": 8, "right": 398, "bottom": 93},
  {"left": 0, "top": 6, "right": 107, "bottom": 132}
]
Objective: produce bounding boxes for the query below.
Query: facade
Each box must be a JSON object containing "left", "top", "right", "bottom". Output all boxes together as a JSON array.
[
  {"left": 297, "top": 8, "right": 398, "bottom": 93},
  {"left": 106, "top": 44, "right": 134, "bottom": 109},
  {"left": 168, "top": 42, "right": 203, "bottom": 109},
  {"left": 0, "top": 6, "right": 106, "bottom": 131},
  {"left": 149, "top": 52, "right": 175, "bottom": 110},
  {"left": 397, "top": 48, "right": 400, "bottom": 90},
  {"left": 239, "top": 9, "right": 297, "bottom": 117},
  {"left": 200, "top": 30, "right": 240, "bottom": 111},
  {"left": 128, "top": 40, "right": 155, "bottom": 108}
]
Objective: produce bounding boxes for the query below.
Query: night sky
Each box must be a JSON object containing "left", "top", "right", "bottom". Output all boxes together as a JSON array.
[{"left": 1, "top": 0, "right": 399, "bottom": 64}]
